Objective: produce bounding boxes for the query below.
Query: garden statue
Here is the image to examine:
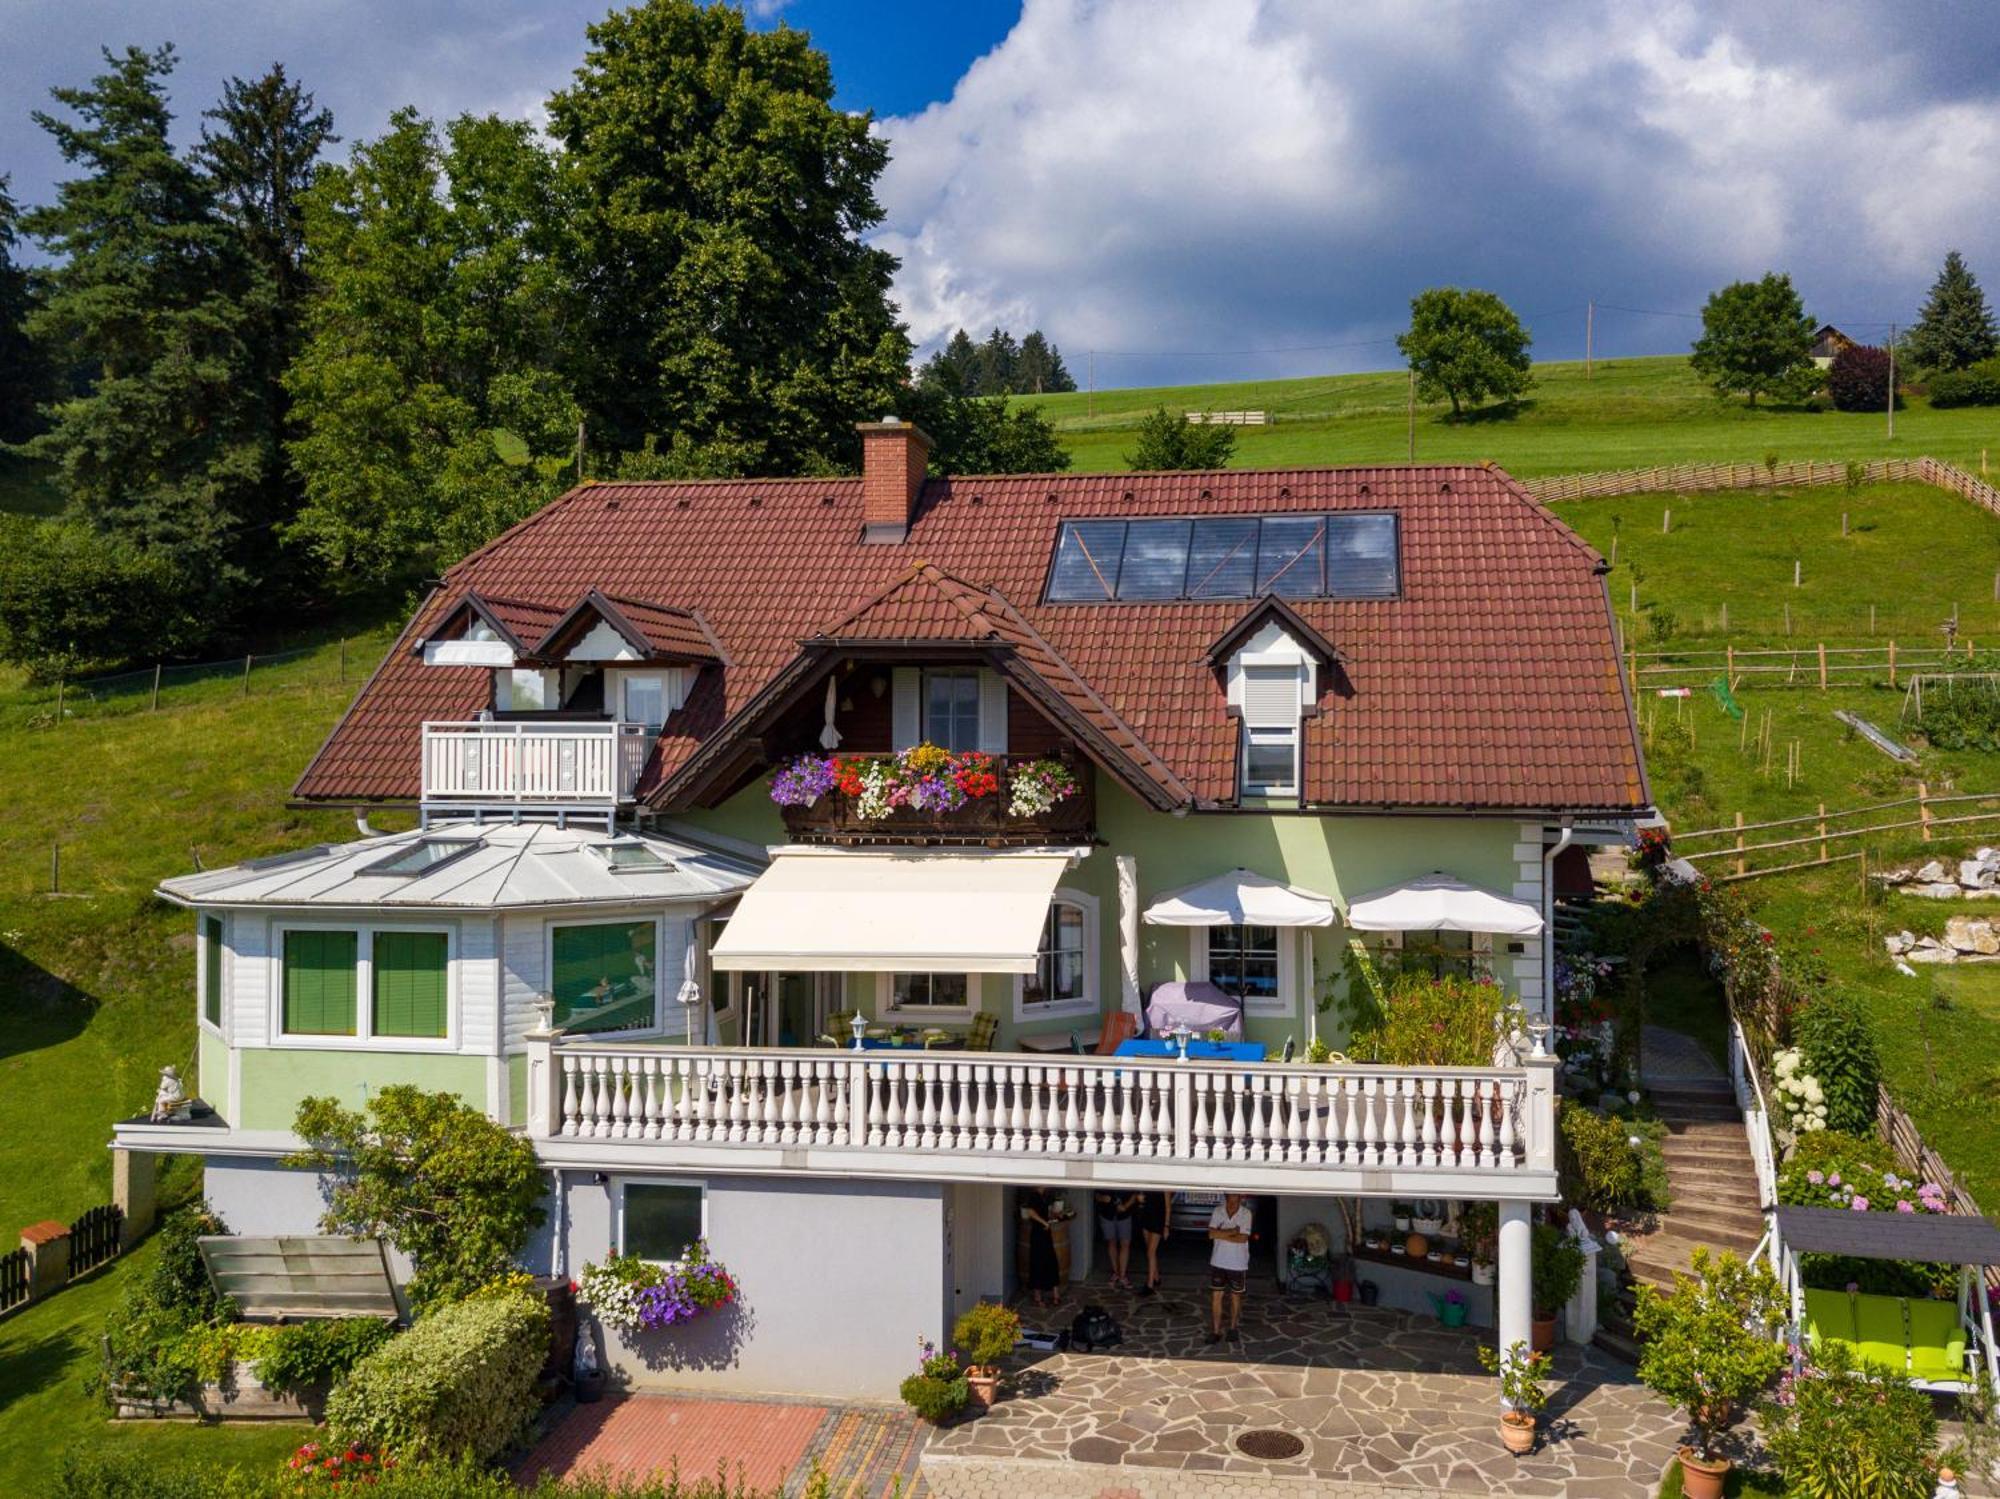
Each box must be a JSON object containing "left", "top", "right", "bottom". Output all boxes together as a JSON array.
[{"left": 151, "top": 1064, "right": 192, "bottom": 1121}]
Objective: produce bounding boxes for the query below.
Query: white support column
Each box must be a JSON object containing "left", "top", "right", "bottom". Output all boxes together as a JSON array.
[
  {"left": 1521, "top": 1055, "right": 1559, "bottom": 1173},
  {"left": 1117, "top": 855, "right": 1141, "bottom": 1019},
  {"left": 524, "top": 1028, "right": 560, "bottom": 1139},
  {"left": 1496, "top": 1199, "right": 1534, "bottom": 1389}
]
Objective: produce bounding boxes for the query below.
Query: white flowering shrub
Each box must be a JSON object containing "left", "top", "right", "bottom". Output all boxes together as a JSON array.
[{"left": 1771, "top": 1047, "right": 1828, "bottom": 1135}]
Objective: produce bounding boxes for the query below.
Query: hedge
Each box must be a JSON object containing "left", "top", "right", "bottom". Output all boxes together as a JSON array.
[
  {"left": 55, "top": 1450, "right": 789, "bottom": 1498},
  {"left": 325, "top": 1290, "right": 550, "bottom": 1465}
]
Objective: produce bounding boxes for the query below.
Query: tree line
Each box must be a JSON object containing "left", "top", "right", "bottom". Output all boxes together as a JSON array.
[{"left": 0, "top": 2, "right": 1071, "bottom": 678}]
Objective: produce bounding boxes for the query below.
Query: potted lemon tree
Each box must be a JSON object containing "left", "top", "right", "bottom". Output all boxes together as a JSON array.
[
  {"left": 952, "top": 1301, "right": 1021, "bottom": 1410},
  {"left": 1477, "top": 1339, "right": 1551, "bottom": 1455},
  {"left": 1631, "top": 1248, "right": 1786, "bottom": 1499}
]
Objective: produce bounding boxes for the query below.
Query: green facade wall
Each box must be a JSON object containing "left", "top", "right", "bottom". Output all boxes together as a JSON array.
[
  {"left": 236, "top": 1048, "right": 489, "bottom": 1131},
  {"left": 199, "top": 1029, "right": 228, "bottom": 1108}
]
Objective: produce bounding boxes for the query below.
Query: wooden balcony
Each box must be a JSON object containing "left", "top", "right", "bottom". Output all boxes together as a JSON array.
[
  {"left": 778, "top": 751, "right": 1096, "bottom": 846},
  {"left": 421, "top": 720, "right": 650, "bottom": 811},
  {"left": 521, "top": 1037, "right": 1561, "bottom": 1199}
]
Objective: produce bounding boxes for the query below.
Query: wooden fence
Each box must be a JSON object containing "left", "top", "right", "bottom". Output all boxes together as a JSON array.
[
  {"left": 69, "top": 1203, "right": 124, "bottom": 1278},
  {"left": 0, "top": 1247, "right": 26, "bottom": 1315},
  {"left": 1672, "top": 787, "right": 2000, "bottom": 882},
  {"left": 1877, "top": 1087, "right": 2000, "bottom": 1289},
  {"left": 1523, "top": 455, "right": 2000, "bottom": 512},
  {"left": 1630, "top": 639, "right": 1986, "bottom": 693},
  {"left": 1184, "top": 410, "right": 1268, "bottom": 425},
  {"left": 0, "top": 1200, "right": 126, "bottom": 1322}
]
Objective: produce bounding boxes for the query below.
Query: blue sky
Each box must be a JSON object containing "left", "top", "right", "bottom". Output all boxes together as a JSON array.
[{"left": 4, "top": 1, "right": 1998, "bottom": 389}]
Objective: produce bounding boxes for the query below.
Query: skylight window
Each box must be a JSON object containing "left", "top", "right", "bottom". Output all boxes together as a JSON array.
[
  {"left": 589, "top": 839, "right": 673, "bottom": 873},
  {"left": 363, "top": 838, "right": 484, "bottom": 878},
  {"left": 1044, "top": 514, "right": 1398, "bottom": 603}
]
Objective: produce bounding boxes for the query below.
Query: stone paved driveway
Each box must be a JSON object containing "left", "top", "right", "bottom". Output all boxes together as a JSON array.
[{"left": 922, "top": 1288, "right": 1684, "bottom": 1498}]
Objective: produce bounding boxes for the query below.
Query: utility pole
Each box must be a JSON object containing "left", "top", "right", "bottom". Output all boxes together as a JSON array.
[
  {"left": 1585, "top": 300, "right": 1594, "bottom": 380},
  {"left": 575, "top": 419, "right": 586, "bottom": 483},
  {"left": 1088, "top": 350, "right": 1095, "bottom": 420},
  {"left": 1885, "top": 323, "right": 1896, "bottom": 440},
  {"left": 1406, "top": 367, "right": 1416, "bottom": 462}
]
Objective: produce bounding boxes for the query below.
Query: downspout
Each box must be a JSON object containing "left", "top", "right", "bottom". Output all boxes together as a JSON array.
[
  {"left": 1541, "top": 819, "right": 1575, "bottom": 1024},
  {"left": 354, "top": 809, "right": 380, "bottom": 838}
]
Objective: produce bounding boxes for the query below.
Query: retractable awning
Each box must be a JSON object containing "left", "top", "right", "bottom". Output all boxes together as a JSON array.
[
  {"left": 708, "top": 847, "right": 1083, "bottom": 974},
  {"left": 1142, "top": 867, "right": 1336, "bottom": 928},
  {"left": 1344, "top": 871, "right": 1545, "bottom": 936}
]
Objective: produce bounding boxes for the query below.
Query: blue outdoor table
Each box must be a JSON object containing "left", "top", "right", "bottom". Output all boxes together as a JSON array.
[{"left": 1113, "top": 1038, "right": 1267, "bottom": 1063}]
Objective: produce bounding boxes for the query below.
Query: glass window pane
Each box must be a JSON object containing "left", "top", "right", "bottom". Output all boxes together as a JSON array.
[
  {"left": 1326, "top": 514, "right": 1399, "bottom": 597},
  {"left": 372, "top": 930, "right": 448, "bottom": 1039},
  {"left": 1186, "top": 518, "right": 1259, "bottom": 599},
  {"left": 1046, "top": 522, "right": 1126, "bottom": 601},
  {"left": 552, "top": 921, "right": 658, "bottom": 1034},
  {"left": 1115, "top": 520, "right": 1192, "bottom": 599},
  {"left": 1243, "top": 730, "right": 1296, "bottom": 791},
  {"left": 203, "top": 916, "right": 224, "bottom": 1027},
  {"left": 282, "top": 929, "right": 357, "bottom": 1036},
  {"left": 624, "top": 1184, "right": 703, "bottom": 1262},
  {"left": 924, "top": 671, "right": 980, "bottom": 750},
  {"left": 622, "top": 675, "right": 665, "bottom": 728},
  {"left": 1256, "top": 517, "right": 1325, "bottom": 597}
]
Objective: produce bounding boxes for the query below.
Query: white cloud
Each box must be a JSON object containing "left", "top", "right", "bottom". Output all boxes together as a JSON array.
[{"left": 876, "top": 0, "right": 2000, "bottom": 380}]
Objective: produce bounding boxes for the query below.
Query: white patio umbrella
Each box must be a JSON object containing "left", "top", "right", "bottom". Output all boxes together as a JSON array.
[
  {"left": 1143, "top": 868, "right": 1335, "bottom": 1048},
  {"left": 1342, "top": 871, "right": 1545, "bottom": 936}
]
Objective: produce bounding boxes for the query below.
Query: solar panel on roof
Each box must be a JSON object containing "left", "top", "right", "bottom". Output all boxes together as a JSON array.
[{"left": 1045, "top": 514, "right": 1398, "bottom": 603}]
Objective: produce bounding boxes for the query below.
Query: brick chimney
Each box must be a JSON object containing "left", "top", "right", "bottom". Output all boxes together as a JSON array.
[{"left": 857, "top": 417, "right": 933, "bottom": 544}]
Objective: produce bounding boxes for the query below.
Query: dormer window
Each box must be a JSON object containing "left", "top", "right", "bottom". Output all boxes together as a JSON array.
[
  {"left": 1240, "top": 665, "right": 1303, "bottom": 797},
  {"left": 1208, "top": 598, "right": 1339, "bottom": 805}
]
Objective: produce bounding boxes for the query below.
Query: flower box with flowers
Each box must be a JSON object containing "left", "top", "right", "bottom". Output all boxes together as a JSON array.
[
  {"left": 575, "top": 1243, "right": 738, "bottom": 1339},
  {"left": 772, "top": 745, "right": 1090, "bottom": 840}
]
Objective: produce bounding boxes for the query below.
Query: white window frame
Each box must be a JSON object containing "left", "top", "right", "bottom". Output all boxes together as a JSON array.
[
  {"left": 614, "top": 1175, "right": 709, "bottom": 1268},
  {"left": 920, "top": 667, "right": 983, "bottom": 751},
  {"left": 1191, "top": 923, "right": 1298, "bottom": 1018},
  {"left": 1240, "top": 722, "right": 1301, "bottom": 798},
  {"left": 878, "top": 971, "right": 977, "bottom": 1021},
  {"left": 544, "top": 913, "right": 671, "bottom": 1041},
  {"left": 1013, "top": 888, "right": 1101, "bottom": 1022},
  {"left": 198, "top": 909, "right": 228, "bottom": 1040},
  {"left": 696, "top": 916, "right": 736, "bottom": 1027},
  {"left": 269, "top": 920, "right": 460, "bottom": 1051},
  {"left": 608, "top": 667, "right": 688, "bottom": 730}
]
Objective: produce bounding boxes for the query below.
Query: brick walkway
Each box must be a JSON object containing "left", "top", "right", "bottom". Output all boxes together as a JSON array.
[{"left": 520, "top": 1394, "right": 931, "bottom": 1496}]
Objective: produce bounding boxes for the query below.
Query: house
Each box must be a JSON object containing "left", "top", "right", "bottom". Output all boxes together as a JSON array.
[
  {"left": 117, "top": 421, "right": 1651, "bottom": 1399},
  {"left": 1810, "top": 323, "right": 1857, "bottom": 368}
]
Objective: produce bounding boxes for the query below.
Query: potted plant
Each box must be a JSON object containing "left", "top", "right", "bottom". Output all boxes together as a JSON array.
[
  {"left": 1477, "top": 1340, "right": 1551, "bottom": 1456},
  {"left": 1632, "top": 1249, "right": 1787, "bottom": 1499},
  {"left": 1530, "top": 1224, "right": 1586, "bottom": 1350},
  {"left": 899, "top": 1337, "right": 969, "bottom": 1425},
  {"left": 952, "top": 1301, "right": 1020, "bottom": 1410},
  {"left": 1392, "top": 1201, "right": 1413, "bottom": 1233}
]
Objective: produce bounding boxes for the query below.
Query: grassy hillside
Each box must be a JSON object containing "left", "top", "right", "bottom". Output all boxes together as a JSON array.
[
  {"left": 1027, "top": 354, "right": 2000, "bottom": 476},
  {"left": 0, "top": 627, "right": 403, "bottom": 1235}
]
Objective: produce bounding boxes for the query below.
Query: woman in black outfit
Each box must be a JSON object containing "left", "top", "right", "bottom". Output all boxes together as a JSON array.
[
  {"left": 1138, "top": 1190, "right": 1173, "bottom": 1295},
  {"left": 1022, "top": 1187, "right": 1062, "bottom": 1308}
]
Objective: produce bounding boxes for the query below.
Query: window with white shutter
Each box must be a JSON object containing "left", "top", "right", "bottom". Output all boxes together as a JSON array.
[{"left": 1239, "top": 663, "right": 1302, "bottom": 797}]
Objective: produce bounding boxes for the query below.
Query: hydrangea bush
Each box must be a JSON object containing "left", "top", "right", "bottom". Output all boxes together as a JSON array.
[
  {"left": 1778, "top": 1131, "right": 1956, "bottom": 1296},
  {"left": 575, "top": 1243, "right": 738, "bottom": 1337},
  {"left": 1771, "top": 1047, "right": 1829, "bottom": 1137}
]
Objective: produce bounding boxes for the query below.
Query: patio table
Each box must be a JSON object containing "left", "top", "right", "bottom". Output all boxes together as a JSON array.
[{"left": 1113, "top": 1038, "right": 1267, "bottom": 1063}]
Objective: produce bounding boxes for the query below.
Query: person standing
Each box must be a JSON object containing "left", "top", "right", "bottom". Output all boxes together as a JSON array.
[
  {"left": 1093, "top": 1188, "right": 1138, "bottom": 1289},
  {"left": 1022, "top": 1187, "right": 1062, "bottom": 1309},
  {"left": 1206, "top": 1193, "right": 1255, "bottom": 1344},
  {"left": 1138, "top": 1190, "right": 1173, "bottom": 1296}
]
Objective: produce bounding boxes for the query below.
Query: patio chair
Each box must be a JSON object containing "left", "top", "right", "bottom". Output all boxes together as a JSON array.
[
  {"left": 818, "top": 1008, "right": 863, "bottom": 1047},
  {"left": 1092, "top": 1011, "right": 1139, "bottom": 1055},
  {"left": 965, "top": 1013, "right": 999, "bottom": 1052},
  {"left": 1906, "top": 1299, "right": 1970, "bottom": 1388}
]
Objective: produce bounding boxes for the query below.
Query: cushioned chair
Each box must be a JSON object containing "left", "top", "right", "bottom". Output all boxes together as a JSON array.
[
  {"left": 818, "top": 1008, "right": 863, "bottom": 1047},
  {"left": 1092, "top": 1011, "right": 1140, "bottom": 1055},
  {"left": 1905, "top": 1300, "right": 1970, "bottom": 1387},
  {"left": 1853, "top": 1294, "right": 1911, "bottom": 1373},
  {"left": 1803, "top": 1288, "right": 1859, "bottom": 1353},
  {"left": 965, "top": 1012, "right": 999, "bottom": 1052}
]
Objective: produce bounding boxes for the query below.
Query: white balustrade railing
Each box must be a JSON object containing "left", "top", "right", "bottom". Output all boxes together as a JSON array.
[
  {"left": 525, "top": 1042, "right": 1554, "bottom": 1178},
  {"left": 421, "top": 721, "right": 648, "bottom": 805},
  {"left": 1728, "top": 1013, "right": 1783, "bottom": 1275}
]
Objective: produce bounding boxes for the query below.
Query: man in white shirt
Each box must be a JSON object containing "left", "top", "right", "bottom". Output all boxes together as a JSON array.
[{"left": 1206, "top": 1193, "right": 1255, "bottom": 1344}]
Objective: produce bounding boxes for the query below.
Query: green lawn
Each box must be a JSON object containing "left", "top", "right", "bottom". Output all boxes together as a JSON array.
[
  {"left": 0, "top": 628, "right": 404, "bottom": 1235},
  {"left": 1028, "top": 354, "right": 2000, "bottom": 478},
  {"left": 0, "top": 1237, "right": 310, "bottom": 1494}
]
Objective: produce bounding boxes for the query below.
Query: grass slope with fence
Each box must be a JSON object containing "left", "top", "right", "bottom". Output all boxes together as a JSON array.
[
  {"left": 1572, "top": 478, "right": 2000, "bottom": 1202},
  {"left": 1026, "top": 353, "right": 2000, "bottom": 477}
]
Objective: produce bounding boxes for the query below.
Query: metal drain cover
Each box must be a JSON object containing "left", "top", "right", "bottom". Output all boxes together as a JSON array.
[{"left": 1235, "top": 1429, "right": 1305, "bottom": 1460}]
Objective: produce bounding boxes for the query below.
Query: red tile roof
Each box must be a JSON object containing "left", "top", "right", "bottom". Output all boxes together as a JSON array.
[{"left": 294, "top": 464, "right": 1650, "bottom": 814}]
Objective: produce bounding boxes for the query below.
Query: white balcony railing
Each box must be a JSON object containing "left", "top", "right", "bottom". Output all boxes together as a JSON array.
[
  {"left": 421, "top": 721, "right": 649, "bottom": 806},
  {"left": 523, "top": 1040, "right": 1559, "bottom": 1192}
]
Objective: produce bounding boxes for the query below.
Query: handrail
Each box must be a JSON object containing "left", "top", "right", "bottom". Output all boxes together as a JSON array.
[{"left": 1728, "top": 1013, "right": 1783, "bottom": 1276}]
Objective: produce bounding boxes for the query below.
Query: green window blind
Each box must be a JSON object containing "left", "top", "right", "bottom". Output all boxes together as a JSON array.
[
  {"left": 552, "top": 921, "right": 657, "bottom": 1035},
  {"left": 202, "top": 916, "right": 224, "bottom": 1027},
  {"left": 283, "top": 930, "right": 358, "bottom": 1036},
  {"left": 372, "top": 931, "right": 448, "bottom": 1039}
]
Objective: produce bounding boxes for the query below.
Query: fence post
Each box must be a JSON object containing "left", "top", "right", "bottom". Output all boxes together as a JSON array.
[
  {"left": 1818, "top": 804, "right": 1827, "bottom": 863},
  {"left": 1726, "top": 644, "right": 1735, "bottom": 689},
  {"left": 1889, "top": 639, "right": 1897, "bottom": 687},
  {"left": 54, "top": 676, "right": 64, "bottom": 724},
  {"left": 242, "top": 655, "right": 253, "bottom": 695},
  {"left": 19, "top": 1222, "right": 71, "bottom": 1303},
  {"left": 1818, "top": 642, "right": 1828, "bottom": 691},
  {"left": 150, "top": 662, "right": 162, "bottom": 711},
  {"left": 1920, "top": 782, "right": 1933, "bottom": 842},
  {"left": 1736, "top": 812, "right": 1746, "bottom": 877},
  {"left": 339, "top": 637, "right": 348, "bottom": 682}
]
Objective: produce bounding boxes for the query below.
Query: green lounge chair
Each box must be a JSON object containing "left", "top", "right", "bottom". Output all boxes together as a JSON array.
[
  {"left": 1852, "top": 1294, "right": 1910, "bottom": 1373},
  {"left": 1906, "top": 1300, "right": 1970, "bottom": 1388},
  {"left": 1803, "top": 1288, "right": 1858, "bottom": 1353}
]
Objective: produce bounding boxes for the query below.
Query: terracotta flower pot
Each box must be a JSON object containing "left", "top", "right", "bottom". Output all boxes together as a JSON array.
[
  {"left": 966, "top": 1369, "right": 1001, "bottom": 1410},
  {"left": 1530, "top": 1313, "right": 1557, "bottom": 1352},
  {"left": 1676, "top": 1448, "right": 1730, "bottom": 1499},
  {"left": 1498, "top": 1411, "right": 1536, "bottom": 1456}
]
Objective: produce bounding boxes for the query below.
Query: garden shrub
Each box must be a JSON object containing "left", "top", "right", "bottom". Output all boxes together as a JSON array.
[
  {"left": 1777, "top": 1131, "right": 1955, "bottom": 1296},
  {"left": 54, "top": 1450, "right": 263, "bottom": 1499},
  {"left": 56, "top": 1450, "right": 788, "bottom": 1498},
  {"left": 1795, "top": 988, "right": 1881, "bottom": 1135},
  {"left": 1633, "top": 1249, "right": 1788, "bottom": 1464},
  {"left": 1760, "top": 1339, "right": 1942, "bottom": 1499},
  {"left": 1558, "top": 1101, "right": 1669, "bottom": 1212},
  {"left": 1927, "top": 355, "right": 2000, "bottom": 407},
  {"left": 899, "top": 1337, "right": 968, "bottom": 1423},
  {"left": 98, "top": 1203, "right": 234, "bottom": 1400},
  {"left": 257, "top": 1316, "right": 395, "bottom": 1393},
  {"left": 1827, "top": 344, "right": 1895, "bottom": 412},
  {"left": 951, "top": 1300, "right": 1021, "bottom": 1369},
  {"left": 1530, "top": 1223, "right": 1586, "bottom": 1317},
  {"left": 325, "top": 1290, "right": 550, "bottom": 1465},
  {"left": 1335, "top": 965, "right": 1519, "bottom": 1068},
  {"left": 1914, "top": 678, "right": 2000, "bottom": 752}
]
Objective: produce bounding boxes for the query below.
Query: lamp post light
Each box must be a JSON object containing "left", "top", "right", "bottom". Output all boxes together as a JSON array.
[
  {"left": 850, "top": 1011, "right": 869, "bottom": 1053},
  {"left": 1170, "top": 1023, "right": 1193, "bottom": 1061},
  {"left": 531, "top": 994, "right": 557, "bottom": 1036},
  {"left": 1525, "top": 1016, "right": 1552, "bottom": 1060}
]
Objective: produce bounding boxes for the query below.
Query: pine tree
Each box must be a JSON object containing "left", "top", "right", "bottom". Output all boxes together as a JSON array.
[
  {"left": 1017, "top": 331, "right": 1075, "bottom": 393},
  {"left": 973, "top": 328, "right": 1020, "bottom": 395},
  {"left": 918, "top": 329, "right": 981, "bottom": 394},
  {"left": 20, "top": 45, "right": 263, "bottom": 611},
  {"left": 194, "top": 63, "right": 337, "bottom": 575},
  {"left": 0, "top": 177, "right": 49, "bottom": 445},
  {"left": 1904, "top": 251, "right": 1998, "bottom": 375}
]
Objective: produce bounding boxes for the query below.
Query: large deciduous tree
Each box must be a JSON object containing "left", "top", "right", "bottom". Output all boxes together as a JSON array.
[
  {"left": 1126, "top": 406, "right": 1235, "bottom": 470},
  {"left": 548, "top": 0, "right": 909, "bottom": 476},
  {"left": 286, "top": 110, "right": 580, "bottom": 585},
  {"left": 906, "top": 388, "right": 1071, "bottom": 477},
  {"left": 1689, "top": 273, "right": 1819, "bottom": 406},
  {"left": 19, "top": 45, "right": 265, "bottom": 609},
  {"left": 1904, "top": 250, "right": 1998, "bottom": 375},
  {"left": 1396, "top": 287, "right": 1534, "bottom": 419}
]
